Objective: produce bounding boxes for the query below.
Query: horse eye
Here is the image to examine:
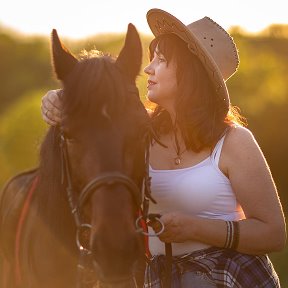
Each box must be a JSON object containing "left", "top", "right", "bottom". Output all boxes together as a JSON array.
[
  {"left": 62, "top": 130, "right": 76, "bottom": 143},
  {"left": 66, "top": 136, "right": 76, "bottom": 143}
]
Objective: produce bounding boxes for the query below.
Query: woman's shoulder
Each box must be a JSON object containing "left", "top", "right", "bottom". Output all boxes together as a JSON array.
[
  {"left": 223, "top": 125, "right": 259, "bottom": 158},
  {"left": 226, "top": 125, "right": 255, "bottom": 142},
  {"left": 223, "top": 125, "right": 260, "bottom": 160},
  {"left": 221, "top": 125, "right": 266, "bottom": 174}
]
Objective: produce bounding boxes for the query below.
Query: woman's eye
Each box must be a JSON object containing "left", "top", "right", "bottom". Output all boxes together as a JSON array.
[{"left": 158, "top": 57, "right": 166, "bottom": 63}]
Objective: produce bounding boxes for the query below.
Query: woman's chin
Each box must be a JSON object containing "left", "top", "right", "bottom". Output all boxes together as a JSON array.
[{"left": 146, "top": 93, "right": 158, "bottom": 104}]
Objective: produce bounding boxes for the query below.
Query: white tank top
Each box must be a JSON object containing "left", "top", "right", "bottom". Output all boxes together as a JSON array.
[{"left": 148, "top": 134, "right": 245, "bottom": 256}]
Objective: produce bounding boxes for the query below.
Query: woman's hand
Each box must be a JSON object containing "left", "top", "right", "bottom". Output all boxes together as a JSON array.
[
  {"left": 41, "top": 89, "right": 63, "bottom": 126},
  {"left": 149, "top": 212, "right": 195, "bottom": 243}
]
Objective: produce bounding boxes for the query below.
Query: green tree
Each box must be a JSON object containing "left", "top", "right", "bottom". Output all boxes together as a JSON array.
[
  {"left": 0, "top": 31, "right": 57, "bottom": 114},
  {"left": 0, "top": 89, "right": 47, "bottom": 187}
]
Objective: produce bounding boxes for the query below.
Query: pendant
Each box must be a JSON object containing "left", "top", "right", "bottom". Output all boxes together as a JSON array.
[{"left": 175, "top": 157, "right": 181, "bottom": 165}]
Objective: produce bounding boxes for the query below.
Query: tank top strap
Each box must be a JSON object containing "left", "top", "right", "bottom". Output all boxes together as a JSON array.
[{"left": 211, "top": 129, "right": 229, "bottom": 166}]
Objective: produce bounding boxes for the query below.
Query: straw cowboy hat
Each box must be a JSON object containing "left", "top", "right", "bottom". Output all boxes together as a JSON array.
[{"left": 146, "top": 8, "right": 239, "bottom": 107}]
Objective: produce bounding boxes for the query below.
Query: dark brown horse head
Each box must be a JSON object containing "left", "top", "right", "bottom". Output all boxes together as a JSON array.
[{"left": 50, "top": 24, "right": 149, "bottom": 287}]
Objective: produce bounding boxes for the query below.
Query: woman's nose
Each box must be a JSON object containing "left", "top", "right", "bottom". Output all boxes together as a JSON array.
[{"left": 144, "top": 63, "right": 153, "bottom": 75}]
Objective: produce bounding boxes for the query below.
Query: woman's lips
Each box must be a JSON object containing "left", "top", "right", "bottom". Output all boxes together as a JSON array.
[{"left": 147, "top": 80, "right": 156, "bottom": 89}]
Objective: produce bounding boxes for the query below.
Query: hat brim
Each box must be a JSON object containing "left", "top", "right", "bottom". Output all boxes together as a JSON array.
[{"left": 146, "top": 9, "right": 230, "bottom": 107}]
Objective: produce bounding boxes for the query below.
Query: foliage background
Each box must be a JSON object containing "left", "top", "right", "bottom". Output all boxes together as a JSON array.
[{"left": 0, "top": 25, "right": 287, "bottom": 284}]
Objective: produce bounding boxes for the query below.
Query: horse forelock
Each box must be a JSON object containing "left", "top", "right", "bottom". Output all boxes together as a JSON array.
[{"left": 62, "top": 55, "right": 128, "bottom": 126}]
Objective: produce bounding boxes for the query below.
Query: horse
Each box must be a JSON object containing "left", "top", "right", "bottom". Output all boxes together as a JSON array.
[{"left": 0, "top": 23, "right": 153, "bottom": 288}]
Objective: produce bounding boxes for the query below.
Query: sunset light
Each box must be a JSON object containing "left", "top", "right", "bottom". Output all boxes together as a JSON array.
[
  {"left": 1, "top": 0, "right": 287, "bottom": 39},
  {"left": 1, "top": 0, "right": 288, "bottom": 287}
]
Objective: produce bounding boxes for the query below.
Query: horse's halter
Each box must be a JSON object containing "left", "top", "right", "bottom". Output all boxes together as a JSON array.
[
  {"left": 60, "top": 132, "right": 145, "bottom": 228},
  {"left": 59, "top": 93, "right": 157, "bottom": 287}
]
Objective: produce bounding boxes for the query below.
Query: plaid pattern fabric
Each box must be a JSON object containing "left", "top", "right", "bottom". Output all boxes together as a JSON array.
[{"left": 144, "top": 247, "right": 280, "bottom": 288}]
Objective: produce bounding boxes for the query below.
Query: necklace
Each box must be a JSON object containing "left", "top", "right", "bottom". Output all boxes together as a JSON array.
[
  {"left": 174, "top": 149, "right": 187, "bottom": 165},
  {"left": 173, "top": 126, "right": 187, "bottom": 165}
]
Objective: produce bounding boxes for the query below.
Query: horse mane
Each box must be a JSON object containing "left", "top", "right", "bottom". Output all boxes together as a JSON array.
[
  {"left": 63, "top": 54, "right": 128, "bottom": 125},
  {"left": 35, "top": 126, "right": 76, "bottom": 248}
]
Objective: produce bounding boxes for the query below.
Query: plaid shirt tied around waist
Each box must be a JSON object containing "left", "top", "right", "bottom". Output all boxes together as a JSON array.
[{"left": 144, "top": 247, "right": 280, "bottom": 288}]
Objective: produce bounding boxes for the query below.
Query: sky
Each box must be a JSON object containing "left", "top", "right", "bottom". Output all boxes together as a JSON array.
[{"left": 1, "top": 0, "right": 288, "bottom": 39}]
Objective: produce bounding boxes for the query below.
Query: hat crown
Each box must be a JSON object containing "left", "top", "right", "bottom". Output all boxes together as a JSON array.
[{"left": 187, "top": 17, "right": 239, "bottom": 81}]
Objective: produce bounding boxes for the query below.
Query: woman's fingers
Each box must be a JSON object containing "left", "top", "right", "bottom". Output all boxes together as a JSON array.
[
  {"left": 42, "top": 113, "right": 58, "bottom": 126},
  {"left": 41, "top": 89, "right": 63, "bottom": 125},
  {"left": 148, "top": 220, "right": 162, "bottom": 233},
  {"left": 41, "top": 105, "right": 58, "bottom": 126}
]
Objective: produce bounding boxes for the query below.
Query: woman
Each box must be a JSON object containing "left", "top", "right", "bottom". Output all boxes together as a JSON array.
[{"left": 41, "top": 8, "right": 286, "bottom": 288}]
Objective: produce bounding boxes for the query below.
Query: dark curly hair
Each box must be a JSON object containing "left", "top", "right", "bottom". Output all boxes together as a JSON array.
[{"left": 148, "top": 33, "right": 246, "bottom": 152}]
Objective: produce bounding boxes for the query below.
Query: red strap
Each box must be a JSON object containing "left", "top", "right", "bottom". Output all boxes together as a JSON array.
[
  {"left": 15, "top": 176, "right": 39, "bottom": 286},
  {"left": 137, "top": 209, "right": 152, "bottom": 259}
]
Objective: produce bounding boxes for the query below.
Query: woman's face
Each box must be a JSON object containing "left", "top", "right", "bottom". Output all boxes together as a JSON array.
[{"left": 144, "top": 47, "right": 178, "bottom": 112}]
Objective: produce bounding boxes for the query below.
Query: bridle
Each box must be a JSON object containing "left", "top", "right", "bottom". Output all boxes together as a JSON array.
[
  {"left": 58, "top": 84, "right": 173, "bottom": 288},
  {"left": 59, "top": 127, "right": 158, "bottom": 287}
]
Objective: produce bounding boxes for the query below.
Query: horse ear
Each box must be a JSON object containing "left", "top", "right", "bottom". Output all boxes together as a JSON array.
[
  {"left": 116, "top": 23, "right": 142, "bottom": 83},
  {"left": 51, "top": 29, "right": 78, "bottom": 81}
]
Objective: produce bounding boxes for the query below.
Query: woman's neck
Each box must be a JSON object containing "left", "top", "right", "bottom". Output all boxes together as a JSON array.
[{"left": 162, "top": 105, "right": 176, "bottom": 125}]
